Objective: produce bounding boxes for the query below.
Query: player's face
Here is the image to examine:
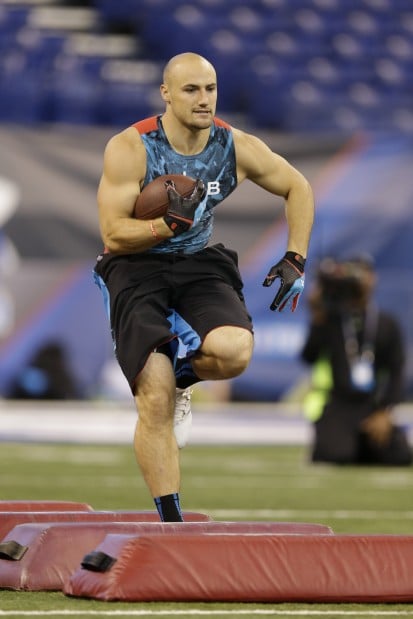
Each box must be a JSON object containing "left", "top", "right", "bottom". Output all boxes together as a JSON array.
[{"left": 162, "top": 64, "right": 217, "bottom": 130}]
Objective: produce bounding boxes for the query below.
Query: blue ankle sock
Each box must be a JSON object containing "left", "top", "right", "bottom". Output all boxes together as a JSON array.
[{"left": 175, "top": 357, "right": 201, "bottom": 389}]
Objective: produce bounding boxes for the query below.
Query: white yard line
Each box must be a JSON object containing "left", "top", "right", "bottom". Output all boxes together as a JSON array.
[{"left": 0, "top": 609, "right": 412, "bottom": 616}]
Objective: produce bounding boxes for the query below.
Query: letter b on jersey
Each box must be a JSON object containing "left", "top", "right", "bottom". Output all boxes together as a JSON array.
[{"left": 207, "top": 181, "right": 220, "bottom": 195}]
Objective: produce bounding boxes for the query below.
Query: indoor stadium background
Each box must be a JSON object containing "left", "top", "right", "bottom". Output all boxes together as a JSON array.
[{"left": 0, "top": 0, "right": 412, "bottom": 403}]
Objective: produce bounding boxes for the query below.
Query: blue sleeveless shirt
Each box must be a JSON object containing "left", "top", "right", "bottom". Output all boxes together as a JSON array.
[{"left": 133, "top": 115, "right": 237, "bottom": 254}]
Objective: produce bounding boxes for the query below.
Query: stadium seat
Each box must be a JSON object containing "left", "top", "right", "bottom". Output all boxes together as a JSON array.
[
  {"left": 98, "top": 59, "right": 163, "bottom": 126},
  {"left": 0, "top": 55, "right": 45, "bottom": 123},
  {"left": 0, "top": 5, "right": 30, "bottom": 34},
  {"left": 48, "top": 55, "right": 104, "bottom": 125}
]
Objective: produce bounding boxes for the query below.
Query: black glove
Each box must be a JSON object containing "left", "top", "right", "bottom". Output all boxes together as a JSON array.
[
  {"left": 163, "top": 179, "right": 206, "bottom": 236},
  {"left": 263, "top": 251, "right": 306, "bottom": 312}
]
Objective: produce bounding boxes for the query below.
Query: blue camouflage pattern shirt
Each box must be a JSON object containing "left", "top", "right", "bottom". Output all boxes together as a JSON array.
[{"left": 133, "top": 115, "right": 237, "bottom": 254}]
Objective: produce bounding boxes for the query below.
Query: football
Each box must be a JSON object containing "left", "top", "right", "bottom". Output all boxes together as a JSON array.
[{"left": 134, "top": 174, "right": 198, "bottom": 220}]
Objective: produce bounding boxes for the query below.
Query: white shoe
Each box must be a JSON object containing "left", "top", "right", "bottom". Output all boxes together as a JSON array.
[{"left": 174, "top": 387, "right": 193, "bottom": 449}]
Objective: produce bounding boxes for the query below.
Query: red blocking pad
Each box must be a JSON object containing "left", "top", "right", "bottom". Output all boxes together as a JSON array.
[
  {"left": 0, "top": 520, "right": 332, "bottom": 591},
  {"left": 65, "top": 533, "right": 413, "bottom": 603},
  {"left": 0, "top": 511, "right": 211, "bottom": 541},
  {"left": 0, "top": 501, "right": 94, "bottom": 512}
]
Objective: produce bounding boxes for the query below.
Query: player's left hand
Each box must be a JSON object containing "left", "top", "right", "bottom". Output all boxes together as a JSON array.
[{"left": 263, "top": 251, "right": 306, "bottom": 312}]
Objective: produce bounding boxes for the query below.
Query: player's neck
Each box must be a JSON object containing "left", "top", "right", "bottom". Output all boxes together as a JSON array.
[{"left": 161, "top": 115, "right": 210, "bottom": 155}]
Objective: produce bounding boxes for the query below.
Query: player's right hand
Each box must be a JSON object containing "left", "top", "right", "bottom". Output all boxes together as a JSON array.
[{"left": 163, "top": 179, "right": 206, "bottom": 236}]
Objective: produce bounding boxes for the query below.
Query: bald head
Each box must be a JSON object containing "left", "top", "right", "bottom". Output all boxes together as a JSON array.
[{"left": 163, "top": 53, "right": 216, "bottom": 86}]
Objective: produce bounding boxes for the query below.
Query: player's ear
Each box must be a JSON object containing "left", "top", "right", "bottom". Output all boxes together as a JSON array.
[{"left": 160, "top": 84, "right": 170, "bottom": 103}]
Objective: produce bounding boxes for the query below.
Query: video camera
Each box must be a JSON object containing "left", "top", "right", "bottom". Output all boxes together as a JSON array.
[{"left": 316, "top": 256, "right": 373, "bottom": 309}]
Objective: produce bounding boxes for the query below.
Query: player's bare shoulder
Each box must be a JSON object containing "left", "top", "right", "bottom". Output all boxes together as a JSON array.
[
  {"left": 103, "top": 126, "right": 146, "bottom": 183},
  {"left": 232, "top": 127, "right": 274, "bottom": 183}
]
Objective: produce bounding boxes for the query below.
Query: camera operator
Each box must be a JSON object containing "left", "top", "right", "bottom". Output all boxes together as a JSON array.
[{"left": 301, "top": 255, "right": 412, "bottom": 466}]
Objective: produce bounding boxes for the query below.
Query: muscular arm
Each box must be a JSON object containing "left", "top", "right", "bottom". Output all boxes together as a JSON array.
[
  {"left": 97, "top": 127, "right": 172, "bottom": 254},
  {"left": 234, "top": 129, "right": 314, "bottom": 257}
]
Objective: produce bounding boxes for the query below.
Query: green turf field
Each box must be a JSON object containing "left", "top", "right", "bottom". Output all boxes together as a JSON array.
[{"left": 0, "top": 441, "right": 412, "bottom": 617}]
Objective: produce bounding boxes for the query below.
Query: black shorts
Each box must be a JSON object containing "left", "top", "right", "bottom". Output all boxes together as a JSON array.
[{"left": 94, "top": 244, "right": 253, "bottom": 391}]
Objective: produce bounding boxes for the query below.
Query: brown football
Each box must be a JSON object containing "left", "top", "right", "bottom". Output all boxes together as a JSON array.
[{"left": 134, "top": 174, "right": 198, "bottom": 220}]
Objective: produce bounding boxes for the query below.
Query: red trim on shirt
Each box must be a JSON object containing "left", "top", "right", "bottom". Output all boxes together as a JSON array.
[
  {"left": 132, "top": 115, "right": 231, "bottom": 134},
  {"left": 132, "top": 116, "right": 159, "bottom": 135},
  {"left": 214, "top": 116, "right": 231, "bottom": 129}
]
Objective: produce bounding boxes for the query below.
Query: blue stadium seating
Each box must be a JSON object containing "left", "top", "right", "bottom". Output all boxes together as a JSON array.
[
  {"left": 0, "top": 0, "right": 412, "bottom": 133},
  {"left": 98, "top": 59, "right": 163, "bottom": 126}
]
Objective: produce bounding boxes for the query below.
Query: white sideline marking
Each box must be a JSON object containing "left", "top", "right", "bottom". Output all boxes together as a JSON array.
[
  {"left": 2, "top": 402, "right": 412, "bottom": 446},
  {"left": 0, "top": 610, "right": 412, "bottom": 616}
]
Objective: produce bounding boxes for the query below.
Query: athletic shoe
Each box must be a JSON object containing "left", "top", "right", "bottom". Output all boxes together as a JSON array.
[{"left": 174, "top": 387, "right": 193, "bottom": 448}]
